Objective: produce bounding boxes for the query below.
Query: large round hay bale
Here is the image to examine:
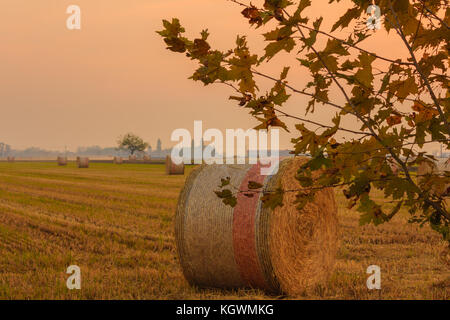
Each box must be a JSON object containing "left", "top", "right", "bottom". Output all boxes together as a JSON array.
[
  {"left": 113, "top": 157, "right": 123, "bottom": 164},
  {"left": 76, "top": 156, "right": 81, "bottom": 165},
  {"left": 143, "top": 155, "right": 151, "bottom": 162},
  {"left": 78, "top": 157, "right": 89, "bottom": 168},
  {"left": 57, "top": 156, "right": 67, "bottom": 166},
  {"left": 166, "top": 156, "right": 185, "bottom": 175},
  {"left": 7, "top": 156, "right": 15, "bottom": 163},
  {"left": 175, "top": 157, "right": 338, "bottom": 295}
]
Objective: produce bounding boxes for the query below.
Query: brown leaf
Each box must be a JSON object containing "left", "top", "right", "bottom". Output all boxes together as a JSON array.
[{"left": 387, "top": 115, "right": 402, "bottom": 126}]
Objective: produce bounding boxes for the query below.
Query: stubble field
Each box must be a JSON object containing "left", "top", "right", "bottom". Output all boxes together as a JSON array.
[{"left": 0, "top": 162, "right": 448, "bottom": 299}]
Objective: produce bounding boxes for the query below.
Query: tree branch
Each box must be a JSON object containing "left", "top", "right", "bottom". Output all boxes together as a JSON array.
[
  {"left": 419, "top": 1, "right": 450, "bottom": 29},
  {"left": 387, "top": 0, "right": 450, "bottom": 136}
]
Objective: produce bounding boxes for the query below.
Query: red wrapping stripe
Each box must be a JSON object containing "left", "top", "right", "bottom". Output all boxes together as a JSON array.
[{"left": 232, "top": 163, "right": 269, "bottom": 289}]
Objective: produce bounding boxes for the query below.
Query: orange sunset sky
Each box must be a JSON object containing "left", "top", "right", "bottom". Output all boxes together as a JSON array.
[{"left": 1, "top": 0, "right": 425, "bottom": 152}]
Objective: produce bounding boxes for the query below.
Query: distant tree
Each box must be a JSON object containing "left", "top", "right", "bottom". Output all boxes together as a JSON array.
[{"left": 117, "top": 133, "right": 149, "bottom": 155}]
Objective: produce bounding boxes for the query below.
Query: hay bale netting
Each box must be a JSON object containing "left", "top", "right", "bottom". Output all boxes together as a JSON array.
[
  {"left": 57, "top": 156, "right": 68, "bottom": 166},
  {"left": 7, "top": 156, "right": 15, "bottom": 163},
  {"left": 113, "top": 157, "right": 123, "bottom": 164},
  {"left": 77, "top": 157, "right": 89, "bottom": 168},
  {"left": 175, "top": 157, "right": 338, "bottom": 295},
  {"left": 166, "top": 156, "right": 185, "bottom": 175}
]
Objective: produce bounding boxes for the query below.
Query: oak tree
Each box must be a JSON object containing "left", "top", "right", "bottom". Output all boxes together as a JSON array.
[{"left": 117, "top": 133, "right": 149, "bottom": 155}]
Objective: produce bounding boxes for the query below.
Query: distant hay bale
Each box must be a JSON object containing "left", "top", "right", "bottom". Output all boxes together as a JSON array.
[
  {"left": 175, "top": 157, "right": 338, "bottom": 295},
  {"left": 166, "top": 156, "right": 185, "bottom": 175},
  {"left": 143, "top": 155, "right": 151, "bottom": 162},
  {"left": 57, "top": 156, "right": 67, "bottom": 166},
  {"left": 7, "top": 156, "right": 15, "bottom": 163},
  {"left": 388, "top": 161, "right": 400, "bottom": 175},
  {"left": 417, "top": 161, "right": 435, "bottom": 177},
  {"left": 113, "top": 157, "right": 123, "bottom": 164},
  {"left": 418, "top": 158, "right": 450, "bottom": 196},
  {"left": 77, "top": 157, "right": 89, "bottom": 168},
  {"left": 76, "top": 156, "right": 80, "bottom": 165}
]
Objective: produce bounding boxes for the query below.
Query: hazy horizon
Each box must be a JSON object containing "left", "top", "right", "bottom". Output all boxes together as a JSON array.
[{"left": 1, "top": 0, "right": 440, "bottom": 152}]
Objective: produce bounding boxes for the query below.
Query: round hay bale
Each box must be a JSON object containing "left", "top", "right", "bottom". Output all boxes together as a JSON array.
[
  {"left": 76, "top": 156, "right": 81, "bottom": 165},
  {"left": 78, "top": 157, "right": 89, "bottom": 168},
  {"left": 113, "top": 157, "right": 123, "bottom": 164},
  {"left": 417, "top": 161, "right": 435, "bottom": 178},
  {"left": 143, "top": 155, "right": 151, "bottom": 162},
  {"left": 57, "top": 156, "right": 67, "bottom": 166},
  {"left": 388, "top": 161, "right": 400, "bottom": 175},
  {"left": 166, "top": 156, "right": 185, "bottom": 175},
  {"left": 7, "top": 156, "right": 15, "bottom": 163},
  {"left": 418, "top": 159, "right": 450, "bottom": 196},
  {"left": 175, "top": 157, "right": 338, "bottom": 295}
]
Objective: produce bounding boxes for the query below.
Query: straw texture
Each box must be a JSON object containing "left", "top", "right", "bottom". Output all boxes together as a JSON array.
[
  {"left": 175, "top": 157, "right": 338, "bottom": 295},
  {"left": 266, "top": 158, "right": 338, "bottom": 294}
]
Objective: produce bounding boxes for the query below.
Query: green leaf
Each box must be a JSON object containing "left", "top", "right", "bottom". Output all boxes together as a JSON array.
[
  {"left": 280, "top": 67, "right": 290, "bottom": 80},
  {"left": 389, "top": 78, "right": 418, "bottom": 102},
  {"left": 331, "top": 7, "right": 360, "bottom": 32},
  {"left": 248, "top": 181, "right": 264, "bottom": 190},
  {"left": 264, "top": 37, "right": 296, "bottom": 60},
  {"left": 214, "top": 189, "right": 237, "bottom": 207},
  {"left": 262, "top": 187, "right": 284, "bottom": 209},
  {"left": 294, "top": 191, "right": 315, "bottom": 210},
  {"left": 323, "top": 39, "right": 349, "bottom": 56},
  {"left": 297, "top": 0, "right": 311, "bottom": 13},
  {"left": 220, "top": 177, "right": 231, "bottom": 187}
]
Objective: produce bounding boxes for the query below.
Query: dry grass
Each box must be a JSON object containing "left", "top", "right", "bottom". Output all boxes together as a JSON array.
[{"left": 0, "top": 162, "right": 448, "bottom": 300}]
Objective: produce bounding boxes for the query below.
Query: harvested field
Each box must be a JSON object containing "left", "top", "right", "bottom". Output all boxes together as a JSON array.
[{"left": 0, "top": 162, "right": 448, "bottom": 299}]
